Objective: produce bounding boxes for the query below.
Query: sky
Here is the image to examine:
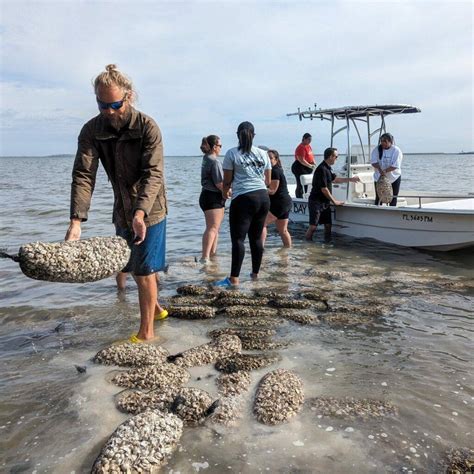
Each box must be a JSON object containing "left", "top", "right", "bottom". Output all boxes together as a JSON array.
[{"left": 0, "top": 0, "right": 472, "bottom": 156}]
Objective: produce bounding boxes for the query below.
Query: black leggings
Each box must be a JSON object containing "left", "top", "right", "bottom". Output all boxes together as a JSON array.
[
  {"left": 375, "top": 176, "right": 401, "bottom": 206},
  {"left": 291, "top": 161, "right": 313, "bottom": 198},
  {"left": 229, "top": 189, "right": 270, "bottom": 278}
]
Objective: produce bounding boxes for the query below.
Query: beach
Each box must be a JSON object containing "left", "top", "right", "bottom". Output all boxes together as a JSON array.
[{"left": 0, "top": 153, "right": 473, "bottom": 473}]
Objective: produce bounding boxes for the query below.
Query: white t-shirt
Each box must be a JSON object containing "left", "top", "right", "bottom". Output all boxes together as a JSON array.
[
  {"left": 370, "top": 145, "right": 403, "bottom": 183},
  {"left": 223, "top": 146, "right": 272, "bottom": 200}
]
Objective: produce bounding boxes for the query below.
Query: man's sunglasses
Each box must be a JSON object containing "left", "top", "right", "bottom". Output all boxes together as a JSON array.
[{"left": 96, "top": 95, "right": 127, "bottom": 110}]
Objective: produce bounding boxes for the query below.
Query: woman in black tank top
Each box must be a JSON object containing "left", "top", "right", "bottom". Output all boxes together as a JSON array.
[{"left": 261, "top": 149, "right": 292, "bottom": 247}]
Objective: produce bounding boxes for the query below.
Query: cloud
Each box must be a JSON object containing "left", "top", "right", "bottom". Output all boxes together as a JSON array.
[{"left": 0, "top": 0, "right": 472, "bottom": 155}]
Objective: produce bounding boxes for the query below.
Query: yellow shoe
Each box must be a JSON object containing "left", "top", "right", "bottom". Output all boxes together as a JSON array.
[
  {"left": 155, "top": 309, "right": 169, "bottom": 321},
  {"left": 113, "top": 334, "right": 145, "bottom": 345},
  {"left": 128, "top": 334, "right": 145, "bottom": 344}
]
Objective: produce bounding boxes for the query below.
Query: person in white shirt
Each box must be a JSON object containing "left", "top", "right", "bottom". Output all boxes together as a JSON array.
[{"left": 370, "top": 133, "right": 403, "bottom": 206}]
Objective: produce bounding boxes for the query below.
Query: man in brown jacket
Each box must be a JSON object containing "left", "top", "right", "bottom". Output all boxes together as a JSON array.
[{"left": 65, "top": 64, "right": 167, "bottom": 342}]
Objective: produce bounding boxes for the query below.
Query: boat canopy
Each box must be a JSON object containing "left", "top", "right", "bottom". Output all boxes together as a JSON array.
[
  {"left": 286, "top": 103, "right": 421, "bottom": 193},
  {"left": 287, "top": 104, "right": 421, "bottom": 120}
]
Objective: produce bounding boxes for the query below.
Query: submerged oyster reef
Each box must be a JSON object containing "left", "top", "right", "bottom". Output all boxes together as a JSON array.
[
  {"left": 17, "top": 237, "right": 130, "bottom": 283},
  {"left": 87, "top": 269, "right": 458, "bottom": 471},
  {"left": 444, "top": 447, "right": 474, "bottom": 474},
  {"left": 308, "top": 397, "right": 398, "bottom": 419}
]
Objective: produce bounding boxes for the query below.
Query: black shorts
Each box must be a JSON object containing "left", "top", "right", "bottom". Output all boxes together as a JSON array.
[
  {"left": 308, "top": 199, "right": 332, "bottom": 226},
  {"left": 199, "top": 189, "right": 225, "bottom": 212},
  {"left": 269, "top": 195, "right": 292, "bottom": 220}
]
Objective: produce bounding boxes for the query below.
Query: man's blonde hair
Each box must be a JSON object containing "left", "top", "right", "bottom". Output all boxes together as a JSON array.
[{"left": 93, "top": 64, "right": 135, "bottom": 100}]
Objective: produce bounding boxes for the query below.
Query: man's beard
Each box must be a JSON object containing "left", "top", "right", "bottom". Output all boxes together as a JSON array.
[{"left": 106, "top": 108, "right": 132, "bottom": 130}]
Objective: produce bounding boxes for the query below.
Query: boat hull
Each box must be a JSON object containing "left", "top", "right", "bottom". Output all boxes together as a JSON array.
[{"left": 290, "top": 199, "right": 474, "bottom": 251}]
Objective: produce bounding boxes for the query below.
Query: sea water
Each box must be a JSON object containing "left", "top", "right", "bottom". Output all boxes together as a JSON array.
[{"left": 0, "top": 154, "right": 473, "bottom": 473}]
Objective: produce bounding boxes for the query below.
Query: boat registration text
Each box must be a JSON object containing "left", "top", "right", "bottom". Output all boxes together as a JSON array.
[{"left": 402, "top": 213, "right": 433, "bottom": 223}]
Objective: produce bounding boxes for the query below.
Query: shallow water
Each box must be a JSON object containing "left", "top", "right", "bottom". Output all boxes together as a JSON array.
[{"left": 0, "top": 154, "right": 473, "bottom": 473}]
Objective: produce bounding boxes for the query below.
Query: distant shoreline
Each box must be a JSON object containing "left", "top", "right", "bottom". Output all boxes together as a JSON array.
[{"left": 1, "top": 152, "right": 473, "bottom": 159}]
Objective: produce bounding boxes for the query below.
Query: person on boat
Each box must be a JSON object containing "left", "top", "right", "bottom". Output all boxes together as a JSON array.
[
  {"left": 215, "top": 121, "right": 272, "bottom": 287},
  {"left": 65, "top": 64, "right": 168, "bottom": 342},
  {"left": 371, "top": 132, "right": 403, "bottom": 206},
  {"left": 292, "top": 132, "right": 315, "bottom": 198},
  {"left": 305, "top": 147, "right": 360, "bottom": 240},
  {"left": 199, "top": 134, "right": 225, "bottom": 263},
  {"left": 261, "top": 149, "right": 292, "bottom": 248}
]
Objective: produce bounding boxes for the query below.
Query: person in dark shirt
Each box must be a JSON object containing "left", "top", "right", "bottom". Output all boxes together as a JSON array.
[
  {"left": 261, "top": 149, "right": 292, "bottom": 247},
  {"left": 305, "top": 147, "right": 360, "bottom": 240}
]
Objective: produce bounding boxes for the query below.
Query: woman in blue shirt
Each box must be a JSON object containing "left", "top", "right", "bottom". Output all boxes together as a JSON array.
[{"left": 215, "top": 121, "right": 272, "bottom": 287}]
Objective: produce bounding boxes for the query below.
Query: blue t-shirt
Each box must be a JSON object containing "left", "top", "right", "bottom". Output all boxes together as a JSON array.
[{"left": 222, "top": 146, "right": 271, "bottom": 200}]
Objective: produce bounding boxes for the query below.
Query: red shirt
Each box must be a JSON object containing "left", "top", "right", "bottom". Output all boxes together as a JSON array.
[{"left": 294, "top": 143, "right": 314, "bottom": 165}]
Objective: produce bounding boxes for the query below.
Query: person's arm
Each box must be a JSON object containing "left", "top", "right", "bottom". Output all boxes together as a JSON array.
[
  {"left": 321, "top": 187, "right": 344, "bottom": 206},
  {"left": 385, "top": 147, "right": 402, "bottom": 174},
  {"left": 222, "top": 170, "right": 233, "bottom": 199},
  {"left": 211, "top": 160, "right": 224, "bottom": 191},
  {"left": 129, "top": 119, "right": 165, "bottom": 245},
  {"left": 267, "top": 179, "right": 280, "bottom": 195},
  {"left": 370, "top": 147, "right": 385, "bottom": 176},
  {"left": 264, "top": 168, "right": 272, "bottom": 187},
  {"left": 334, "top": 176, "right": 361, "bottom": 184},
  {"left": 222, "top": 151, "right": 234, "bottom": 199},
  {"left": 66, "top": 124, "right": 99, "bottom": 241},
  {"left": 296, "top": 152, "right": 314, "bottom": 169}
]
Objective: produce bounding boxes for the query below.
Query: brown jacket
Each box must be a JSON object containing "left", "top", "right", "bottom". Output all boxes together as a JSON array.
[{"left": 70, "top": 108, "right": 167, "bottom": 229}]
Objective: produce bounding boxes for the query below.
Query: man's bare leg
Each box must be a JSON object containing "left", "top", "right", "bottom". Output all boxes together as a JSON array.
[
  {"left": 134, "top": 274, "right": 157, "bottom": 340},
  {"left": 122, "top": 272, "right": 165, "bottom": 316},
  {"left": 155, "top": 273, "right": 166, "bottom": 315},
  {"left": 116, "top": 272, "right": 127, "bottom": 291},
  {"left": 324, "top": 224, "right": 332, "bottom": 237},
  {"left": 305, "top": 224, "right": 317, "bottom": 241}
]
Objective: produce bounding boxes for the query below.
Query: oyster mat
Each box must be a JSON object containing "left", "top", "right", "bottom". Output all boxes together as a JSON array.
[{"left": 1, "top": 237, "right": 130, "bottom": 283}]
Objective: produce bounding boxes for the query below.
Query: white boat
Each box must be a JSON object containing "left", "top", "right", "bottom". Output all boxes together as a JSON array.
[{"left": 286, "top": 104, "right": 474, "bottom": 251}]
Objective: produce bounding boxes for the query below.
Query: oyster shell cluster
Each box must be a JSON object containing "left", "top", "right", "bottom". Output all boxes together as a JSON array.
[
  {"left": 207, "top": 395, "right": 246, "bottom": 426},
  {"left": 93, "top": 343, "right": 168, "bottom": 367},
  {"left": 308, "top": 397, "right": 398, "bottom": 419},
  {"left": 220, "top": 305, "right": 278, "bottom": 318},
  {"left": 17, "top": 237, "right": 130, "bottom": 283},
  {"left": 169, "top": 387, "right": 216, "bottom": 426},
  {"left": 169, "top": 334, "right": 242, "bottom": 369},
  {"left": 176, "top": 284, "right": 210, "bottom": 296},
  {"left": 91, "top": 410, "right": 183, "bottom": 473},
  {"left": 216, "top": 371, "right": 251, "bottom": 396},
  {"left": 168, "top": 305, "right": 216, "bottom": 319},
  {"left": 111, "top": 363, "right": 190, "bottom": 390},
  {"left": 215, "top": 353, "right": 281, "bottom": 373},
  {"left": 376, "top": 174, "right": 394, "bottom": 204},
  {"left": 253, "top": 369, "right": 304, "bottom": 425},
  {"left": 444, "top": 447, "right": 474, "bottom": 474},
  {"left": 115, "top": 387, "right": 177, "bottom": 415}
]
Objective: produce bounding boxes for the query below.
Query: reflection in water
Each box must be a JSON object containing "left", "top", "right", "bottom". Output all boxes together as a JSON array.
[{"left": 0, "top": 155, "right": 473, "bottom": 472}]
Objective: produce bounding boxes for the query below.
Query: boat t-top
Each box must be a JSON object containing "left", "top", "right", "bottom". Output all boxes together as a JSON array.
[{"left": 286, "top": 104, "right": 474, "bottom": 251}]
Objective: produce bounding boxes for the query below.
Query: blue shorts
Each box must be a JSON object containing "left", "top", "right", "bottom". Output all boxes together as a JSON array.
[{"left": 116, "top": 218, "right": 167, "bottom": 276}]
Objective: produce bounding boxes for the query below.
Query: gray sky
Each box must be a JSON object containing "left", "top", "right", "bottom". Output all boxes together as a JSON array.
[{"left": 1, "top": 0, "right": 472, "bottom": 156}]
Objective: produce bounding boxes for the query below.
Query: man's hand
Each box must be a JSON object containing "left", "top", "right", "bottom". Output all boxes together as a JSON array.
[
  {"left": 333, "top": 200, "right": 345, "bottom": 206},
  {"left": 132, "top": 210, "right": 146, "bottom": 245},
  {"left": 350, "top": 176, "right": 361, "bottom": 183},
  {"left": 65, "top": 219, "right": 81, "bottom": 241},
  {"left": 223, "top": 188, "right": 232, "bottom": 200}
]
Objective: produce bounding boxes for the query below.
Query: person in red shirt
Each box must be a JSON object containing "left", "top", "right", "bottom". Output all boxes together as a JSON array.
[{"left": 291, "top": 132, "right": 315, "bottom": 198}]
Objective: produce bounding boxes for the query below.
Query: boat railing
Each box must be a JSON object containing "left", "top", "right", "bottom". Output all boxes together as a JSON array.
[{"left": 396, "top": 195, "right": 472, "bottom": 209}]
